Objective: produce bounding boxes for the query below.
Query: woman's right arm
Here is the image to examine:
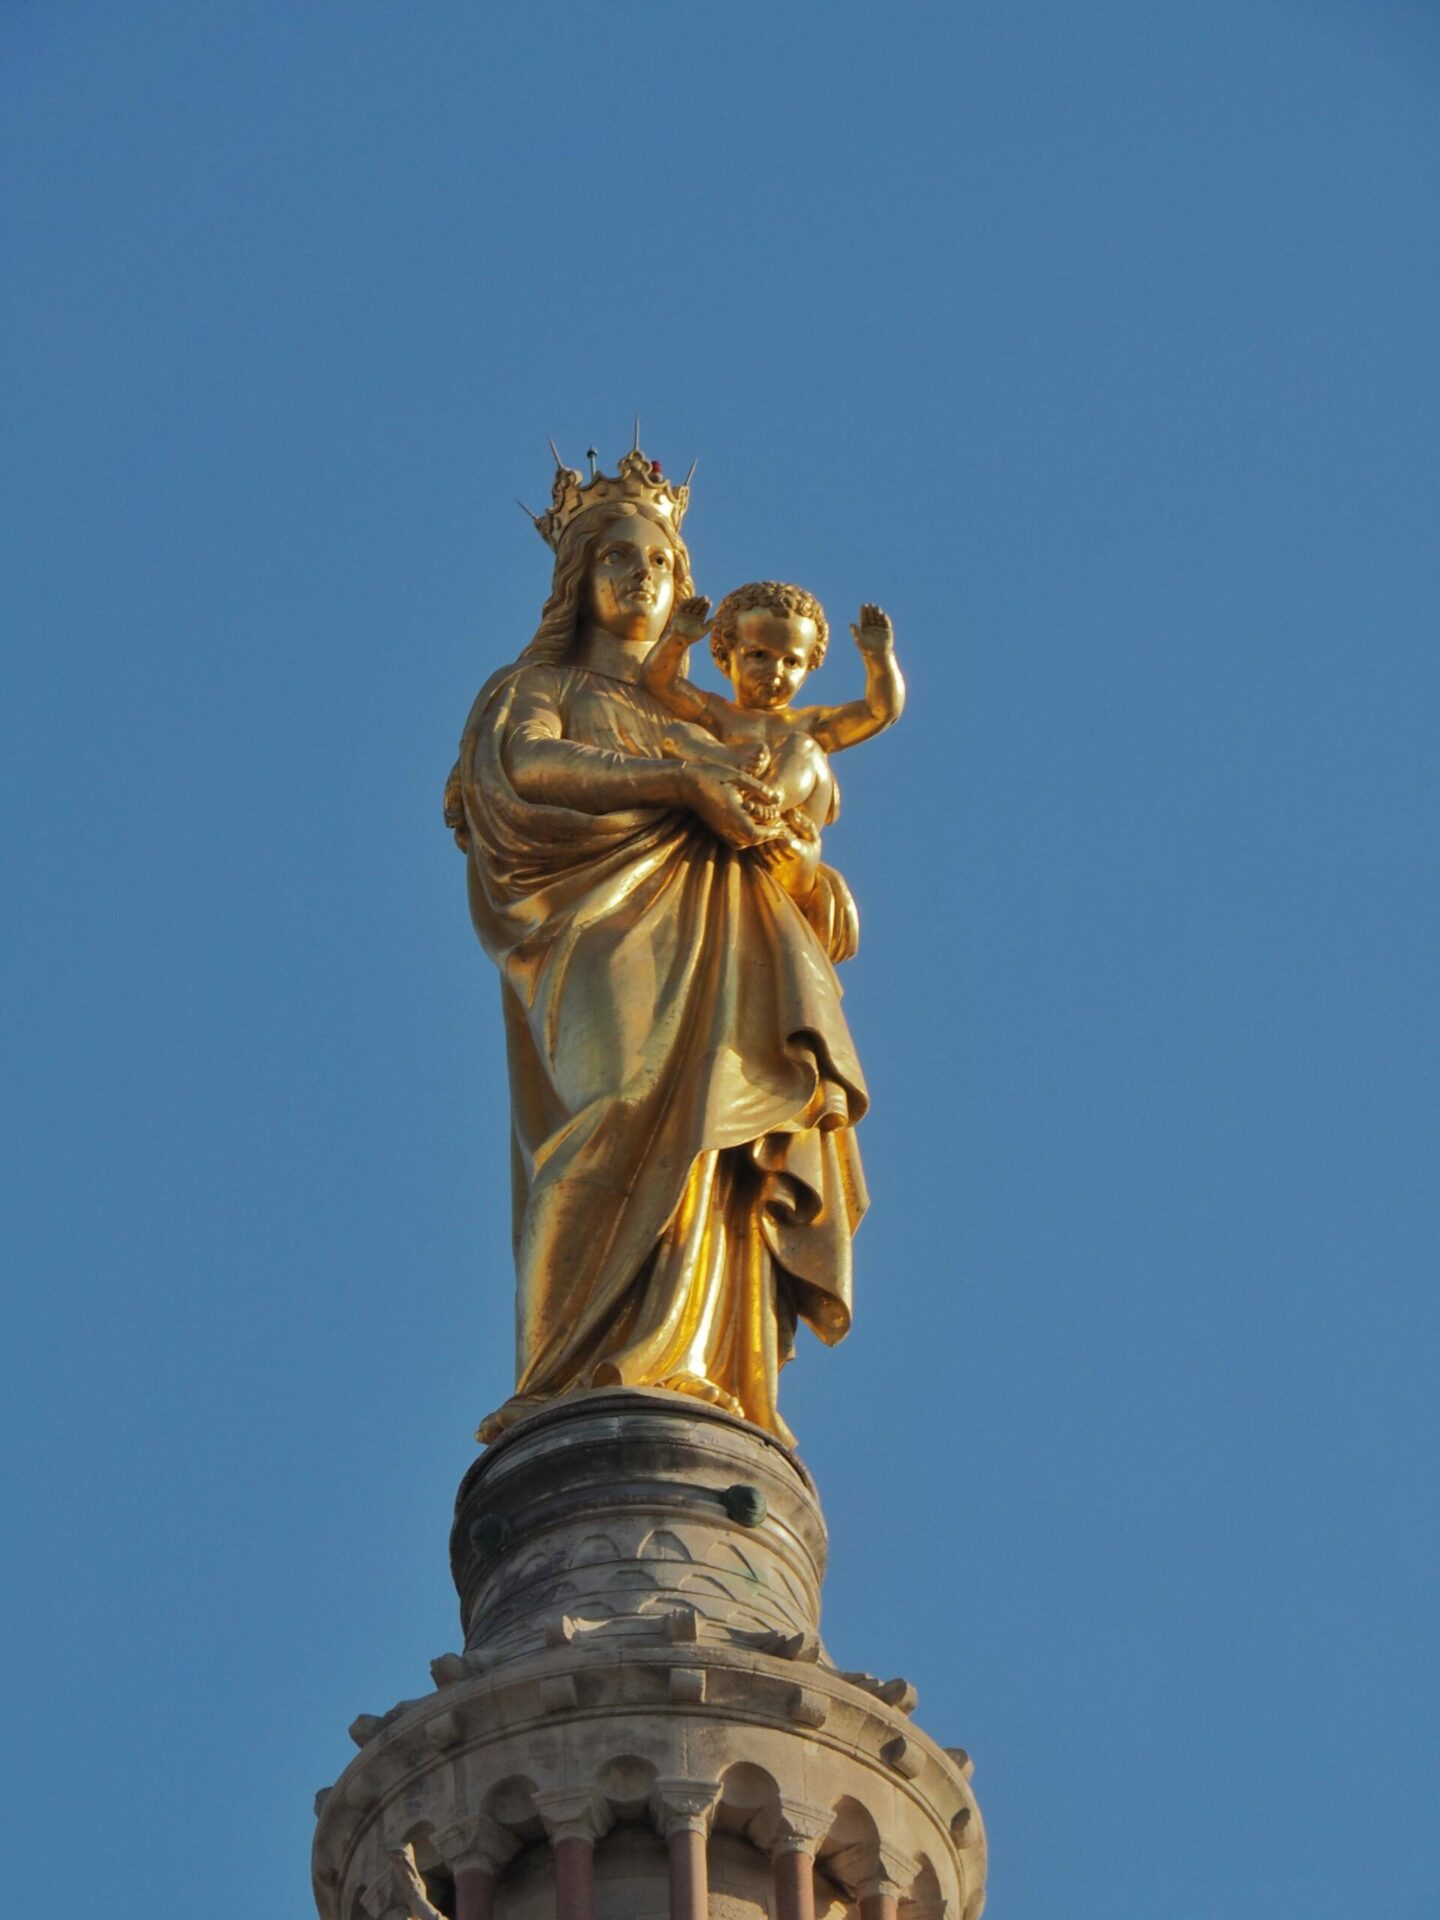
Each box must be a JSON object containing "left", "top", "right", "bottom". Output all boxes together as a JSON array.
[
  {"left": 503, "top": 676, "right": 777, "bottom": 841},
  {"left": 505, "top": 679, "right": 688, "bottom": 812}
]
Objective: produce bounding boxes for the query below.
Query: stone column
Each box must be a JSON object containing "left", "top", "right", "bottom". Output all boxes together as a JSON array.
[
  {"left": 431, "top": 1814, "right": 518, "bottom": 1920},
  {"left": 653, "top": 1779, "right": 721, "bottom": 1920},
  {"left": 535, "top": 1789, "right": 610, "bottom": 1920},
  {"left": 857, "top": 1844, "right": 914, "bottom": 1920},
  {"left": 769, "top": 1800, "right": 832, "bottom": 1920}
]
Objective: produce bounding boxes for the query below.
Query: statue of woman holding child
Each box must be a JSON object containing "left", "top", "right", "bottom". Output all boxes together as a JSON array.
[{"left": 445, "top": 444, "right": 903, "bottom": 1447}]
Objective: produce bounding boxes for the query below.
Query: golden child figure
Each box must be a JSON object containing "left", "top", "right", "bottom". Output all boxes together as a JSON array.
[{"left": 641, "top": 583, "right": 905, "bottom": 905}]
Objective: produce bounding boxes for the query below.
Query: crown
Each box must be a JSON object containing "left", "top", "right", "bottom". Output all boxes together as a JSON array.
[{"left": 523, "top": 427, "right": 694, "bottom": 552}]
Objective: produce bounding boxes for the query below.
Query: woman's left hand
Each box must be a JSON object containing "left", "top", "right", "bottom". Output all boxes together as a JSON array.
[{"left": 679, "top": 762, "right": 783, "bottom": 848}]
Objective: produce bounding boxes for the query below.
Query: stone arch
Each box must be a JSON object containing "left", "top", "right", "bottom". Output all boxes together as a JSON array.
[
  {"left": 604, "top": 1565, "right": 663, "bottom": 1592},
  {"left": 399, "top": 1825, "right": 456, "bottom": 1920},
  {"left": 817, "top": 1794, "right": 882, "bottom": 1898},
  {"left": 714, "top": 1760, "right": 782, "bottom": 1839},
  {"left": 595, "top": 1753, "right": 660, "bottom": 1823},
  {"left": 638, "top": 1527, "right": 694, "bottom": 1561},
  {"left": 571, "top": 1531, "right": 623, "bottom": 1566},
  {"left": 482, "top": 1774, "right": 544, "bottom": 1841},
  {"left": 679, "top": 1571, "right": 741, "bottom": 1602},
  {"left": 907, "top": 1855, "right": 942, "bottom": 1901},
  {"left": 500, "top": 1542, "right": 570, "bottom": 1586},
  {"left": 900, "top": 1853, "right": 946, "bottom": 1920}
]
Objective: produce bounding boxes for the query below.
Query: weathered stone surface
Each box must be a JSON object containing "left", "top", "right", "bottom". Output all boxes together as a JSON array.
[
  {"left": 450, "top": 1391, "right": 829, "bottom": 1666},
  {"left": 315, "top": 1392, "right": 987, "bottom": 1920}
]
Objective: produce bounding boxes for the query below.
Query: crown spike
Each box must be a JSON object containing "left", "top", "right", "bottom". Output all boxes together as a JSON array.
[
  {"left": 527, "top": 437, "right": 693, "bottom": 552},
  {"left": 683, "top": 458, "right": 698, "bottom": 488},
  {"left": 547, "top": 436, "right": 565, "bottom": 470},
  {"left": 516, "top": 498, "right": 543, "bottom": 528}
]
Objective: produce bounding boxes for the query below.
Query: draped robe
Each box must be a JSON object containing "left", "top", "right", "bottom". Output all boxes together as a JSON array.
[{"left": 458, "top": 653, "right": 868, "bottom": 1446}]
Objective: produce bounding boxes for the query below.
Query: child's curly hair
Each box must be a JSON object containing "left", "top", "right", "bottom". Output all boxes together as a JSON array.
[{"left": 710, "top": 581, "right": 829, "bottom": 673}]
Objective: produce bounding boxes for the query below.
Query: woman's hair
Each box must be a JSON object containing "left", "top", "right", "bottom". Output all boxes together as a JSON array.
[
  {"left": 519, "top": 503, "right": 695, "bottom": 665},
  {"left": 709, "top": 580, "right": 829, "bottom": 672}
]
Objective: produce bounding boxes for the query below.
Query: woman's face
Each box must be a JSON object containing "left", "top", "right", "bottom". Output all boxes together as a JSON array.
[{"left": 585, "top": 513, "right": 678, "bottom": 645}]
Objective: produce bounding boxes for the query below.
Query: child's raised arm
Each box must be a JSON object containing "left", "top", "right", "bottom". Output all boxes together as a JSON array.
[
  {"left": 808, "top": 604, "right": 906, "bottom": 753},
  {"left": 641, "top": 596, "right": 726, "bottom": 730}
]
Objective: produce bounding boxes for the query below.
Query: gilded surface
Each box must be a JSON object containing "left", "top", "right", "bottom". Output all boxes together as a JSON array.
[{"left": 446, "top": 446, "right": 903, "bottom": 1446}]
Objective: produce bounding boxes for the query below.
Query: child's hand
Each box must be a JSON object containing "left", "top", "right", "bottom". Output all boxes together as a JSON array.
[
  {"left": 851, "top": 603, "right": 895, "bottom": 654},
  {"left": 669, "top": 594, "right": 714, "bottom": 643},
  {"left": 754, "top": 822, "right": 821, "bottom": 901}
]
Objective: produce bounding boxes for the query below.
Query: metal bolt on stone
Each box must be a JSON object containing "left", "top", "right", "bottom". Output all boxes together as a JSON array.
[{"left": 722, "top": 1483, "right": 768, "bottom": 1527}]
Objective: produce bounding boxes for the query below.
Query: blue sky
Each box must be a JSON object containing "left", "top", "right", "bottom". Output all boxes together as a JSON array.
[{"left": 3, "top": 4, "right": 1437, "bottom": 1916}]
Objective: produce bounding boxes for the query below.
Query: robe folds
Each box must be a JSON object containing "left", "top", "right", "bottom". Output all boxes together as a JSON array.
[{"left": 458, "top": 658, "right": 868, "bottom": 1446}]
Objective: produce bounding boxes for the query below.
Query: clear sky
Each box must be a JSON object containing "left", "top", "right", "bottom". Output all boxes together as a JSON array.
[{"left": 3, "top": 4, "right": 1437, "bottom": 1916}]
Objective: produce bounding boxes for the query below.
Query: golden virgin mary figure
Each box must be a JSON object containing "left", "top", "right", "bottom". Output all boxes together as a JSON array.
[{"left": 445, "top": 446, "right": 868, "bottom": 1447}]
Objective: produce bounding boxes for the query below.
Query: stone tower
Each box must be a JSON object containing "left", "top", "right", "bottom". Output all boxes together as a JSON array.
[{"left": 311, "top": 1390, "right": 988, "bottom": 1920}]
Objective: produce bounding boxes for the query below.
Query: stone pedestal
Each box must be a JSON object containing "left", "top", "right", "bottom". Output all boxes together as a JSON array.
[
  {"left": 313, "top": 1392, "right": 987, "bottom": 1920},
  {"left": 451, "top": 1390, "right": 830, "bottom": 1663}
]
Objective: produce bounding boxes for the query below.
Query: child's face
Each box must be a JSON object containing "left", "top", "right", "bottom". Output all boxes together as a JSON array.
[{"left": 726, "top": 609, "right": 817, "bottom": 710}]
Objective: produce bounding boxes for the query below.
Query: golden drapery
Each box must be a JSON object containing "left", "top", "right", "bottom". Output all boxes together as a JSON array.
[{"left": 459, "top": 658, "right": 868, "bottom": 1447}]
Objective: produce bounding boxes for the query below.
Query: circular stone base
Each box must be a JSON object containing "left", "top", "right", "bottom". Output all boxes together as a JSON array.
[{"left": 450, "top": 1390, "right": 829, "bottom": 1663}]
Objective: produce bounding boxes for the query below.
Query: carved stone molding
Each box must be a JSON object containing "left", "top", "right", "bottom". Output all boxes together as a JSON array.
[
  {"left": 430, "top": 1812, "right": 520, "bottom": 1879},
  {"left": 785, "top": 1683, "right": 828, "bottom": 1728},
  {"left": 651, "top": 1777, "right": 723, "bottom": 1836},
  {"left": 533, "top": 1786, "right": 612, "bottom": 1848},
  {"left": 313, "top": 1639, "right": 985, "bottom": 1920},
  {"left": 882, "top": 1735, "right": 923, "bottom": 1779},
  {"left": 767, "top": 1797, "right": 833, "bottom": 1857},
  {"left": 864, "top": 1842, "right": 919, "bottom": 1901}
]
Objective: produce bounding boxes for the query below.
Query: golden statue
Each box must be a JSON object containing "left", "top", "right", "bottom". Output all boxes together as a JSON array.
[{"left": 444, "top": 442, "right": 904, "bottom": 1447}]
